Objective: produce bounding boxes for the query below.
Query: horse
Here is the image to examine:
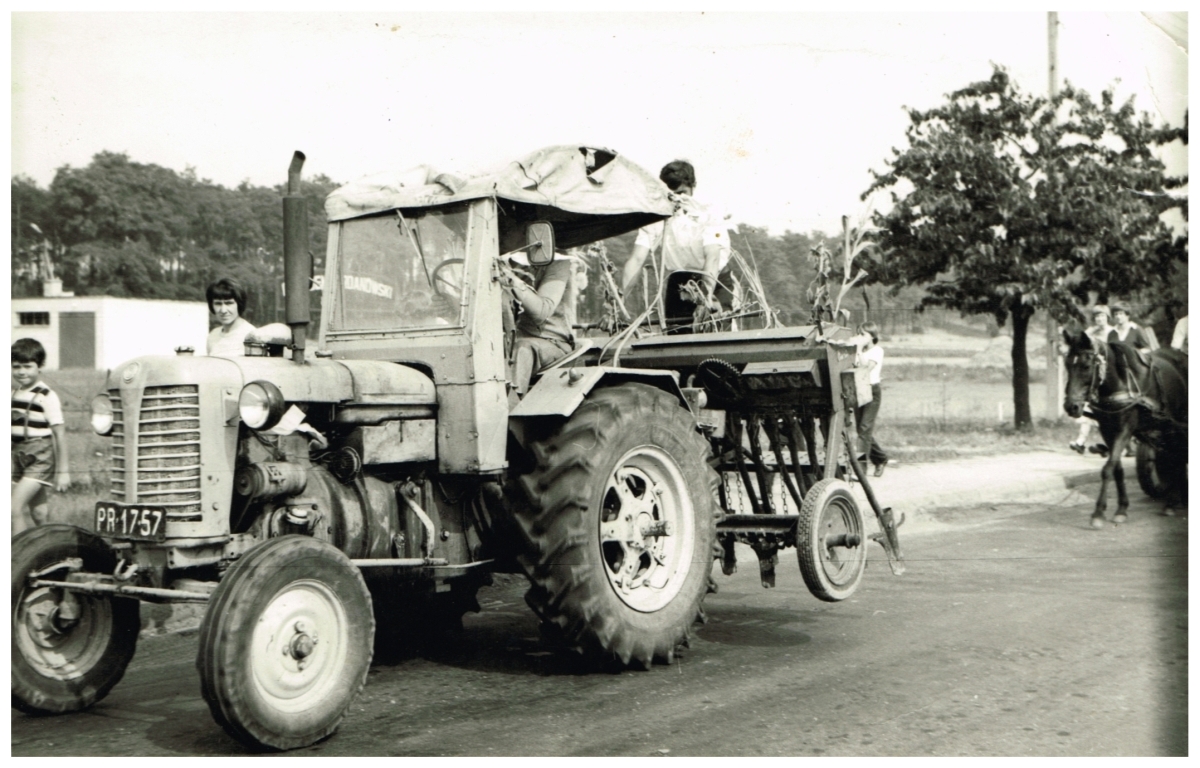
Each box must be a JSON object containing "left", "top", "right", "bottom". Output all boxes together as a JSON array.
[{"left": 1062, "top": 329, "right": 1188, "bottom": 529}]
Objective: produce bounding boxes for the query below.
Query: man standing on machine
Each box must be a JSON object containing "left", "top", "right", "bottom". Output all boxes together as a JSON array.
[{"left": 621, "top": 160, "right": 729, "bottom": 318}]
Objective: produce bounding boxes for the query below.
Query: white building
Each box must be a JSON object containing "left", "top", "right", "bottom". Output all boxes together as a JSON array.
[{"left": 11, "top": 294, "right": 210, "bottom": 370}]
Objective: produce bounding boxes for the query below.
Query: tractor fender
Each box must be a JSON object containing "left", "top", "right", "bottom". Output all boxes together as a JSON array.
[{"left": 510, "top": 366, "right": 687, "bottom": 420}]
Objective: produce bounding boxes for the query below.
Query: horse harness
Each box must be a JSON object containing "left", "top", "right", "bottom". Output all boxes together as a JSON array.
[{"left": 1079, "top": 343, "right": 1148, "bottom": 416}]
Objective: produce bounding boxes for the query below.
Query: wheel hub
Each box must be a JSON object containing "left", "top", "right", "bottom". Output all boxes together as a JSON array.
[
  {"left": 599, "top": 446, "right": 696, "bottom": 612},
  {"left": 286, "top": 621, "right": 319, "bottom": 664},
  {"left": 23, "top": 591, "right": 81, "bottom": 647},
  {"left": 252, "top": 581, "right": 347, "bottom": 713},
  {"left": 15, "top": 585, "right": 111, "bottom": 681},
  {"left": 818, "top": 495, "right": 861, "bottom": 584}
]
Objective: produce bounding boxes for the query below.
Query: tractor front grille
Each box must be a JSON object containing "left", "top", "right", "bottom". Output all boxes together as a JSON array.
[{"left": 110, "top": 385, "right": 203, "bottom": 520}]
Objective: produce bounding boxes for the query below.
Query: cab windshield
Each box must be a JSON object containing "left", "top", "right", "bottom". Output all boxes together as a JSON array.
[{"left": 330, "top": 203, "right": 469, "bottom": 332}]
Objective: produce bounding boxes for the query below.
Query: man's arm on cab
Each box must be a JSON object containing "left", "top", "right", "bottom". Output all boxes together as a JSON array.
[{"left": 509, "top": 261, "right": 570, "bottom": 324}]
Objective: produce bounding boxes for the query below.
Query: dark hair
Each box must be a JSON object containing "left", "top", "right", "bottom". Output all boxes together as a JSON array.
[
  {"left": 206, "top": 277, "right": 247, "bottom": 315},
  {"left": 659, "top": 160, "right": 696, "bottom": 192},
  {"left": 12, "top": 338, "right": 46, "bottom": 367},
  {"left": 858, "top": 321, "right": 880, "bottom": 345}
]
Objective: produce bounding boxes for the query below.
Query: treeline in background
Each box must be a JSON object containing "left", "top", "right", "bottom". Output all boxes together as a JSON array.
[
  {"left": 11, "top": 151, "right": 930, "bottom": 330},
  {"left": 11, "top": 152, "right": 338, "bottom": 326},
  {"left": 11, "top": 148, "right": 1179, "bottom": 346}
]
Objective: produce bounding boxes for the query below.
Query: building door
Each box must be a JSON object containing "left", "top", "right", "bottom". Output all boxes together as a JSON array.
[{"left": 59, "top": 312, "right": 96, "bottom": 368}]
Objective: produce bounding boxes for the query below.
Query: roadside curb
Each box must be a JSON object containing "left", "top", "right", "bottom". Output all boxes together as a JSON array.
[
  {"left": 1063, "top": 471, "right": 1101, "bottom": 490},
  {"left": 853, "top": 451, "right": 1104, "bottom": 528},
  {"left": 860, "top": 470, "right": 1099, "bottom": 520}
]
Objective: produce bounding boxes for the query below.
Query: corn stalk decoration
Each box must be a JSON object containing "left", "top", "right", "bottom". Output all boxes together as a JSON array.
[
  {"left": 588, "top": 242, "right": 634, "bottom": 334},
  {"left": 725, "top": 244, "right": 780, "bottom": 330},
  {"left": 807, "top": 207, "right": 877, "bottom": 328}
]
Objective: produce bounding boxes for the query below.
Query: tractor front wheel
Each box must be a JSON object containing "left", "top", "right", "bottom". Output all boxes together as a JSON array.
[
  {"left": 11, "top": 525, "right": 140, "bottom": 714},
  {"left": 516, "top": 383, "right": 719, "bottom": 668},
  {"left": 196, "top": 535, "right": 374, "bottom": 751}
]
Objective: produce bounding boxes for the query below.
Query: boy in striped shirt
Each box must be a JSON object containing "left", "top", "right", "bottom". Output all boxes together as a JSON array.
[{"left": 12, "top": 338, "right": 70, "bottom": 534}]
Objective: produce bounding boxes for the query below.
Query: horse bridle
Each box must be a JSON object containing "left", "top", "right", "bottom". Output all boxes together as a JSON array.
[
  {"left": 1076, "top": 342, "right": 1140, "bottom": 415},
  {"left": 1084, "top": 343, "right": 1107, "bottom": 404}
]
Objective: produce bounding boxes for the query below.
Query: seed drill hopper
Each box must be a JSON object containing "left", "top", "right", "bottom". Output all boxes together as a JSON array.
[{"left": 579, "top": 321, "right": 906, "bottom": 601}]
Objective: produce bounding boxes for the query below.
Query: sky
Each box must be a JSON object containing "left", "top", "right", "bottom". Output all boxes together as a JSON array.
[{"left": 9, "top": 10, "right": 1189, "bottom": 237}]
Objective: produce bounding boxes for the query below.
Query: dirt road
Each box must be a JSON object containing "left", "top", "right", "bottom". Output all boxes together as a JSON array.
[{"left": 11, "top": 491, "right": 1187, "bottom": 756}]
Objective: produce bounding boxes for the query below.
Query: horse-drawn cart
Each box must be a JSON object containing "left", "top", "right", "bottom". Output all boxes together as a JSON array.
[
  {"left": 1136, "top": 435, "right": 1187, "bottom": 501},
  {"left": 1063, "top": 330, "right": 1188, "bottom": 526}
]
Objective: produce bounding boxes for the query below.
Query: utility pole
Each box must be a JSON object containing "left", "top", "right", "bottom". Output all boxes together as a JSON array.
[
  {"left": 1048, "top": 12, "right": 1059, "bottom": 98},
  {"left": 1044, "top": 11, "right": 1064, "bottom": 421}
]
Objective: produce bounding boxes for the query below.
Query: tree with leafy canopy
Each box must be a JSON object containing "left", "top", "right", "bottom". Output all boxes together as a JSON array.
[
  {"left": 864, "top": 65, "right": 1186, "bottom": 429},
  {"left": 16, "top": 151, "right": 339, "bottom": 323}
]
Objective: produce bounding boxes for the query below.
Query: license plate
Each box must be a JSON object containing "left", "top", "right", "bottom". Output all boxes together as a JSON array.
[{"left": 94, "top": 502, "right": 167, "bottom": 542}]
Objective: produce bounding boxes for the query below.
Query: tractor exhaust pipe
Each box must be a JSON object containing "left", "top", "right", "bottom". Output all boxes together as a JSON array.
[{"left": 283, "top": 151, "right": 310, "bottom": 363}]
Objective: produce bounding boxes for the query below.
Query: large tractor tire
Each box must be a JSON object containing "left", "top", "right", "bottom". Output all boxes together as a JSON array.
[
  {"left": 197, "top": 535, "right": 374, "bottom": 751},
  {"left": 797, "top": 478, "right": 867, "bottom": 602},
  {"left": 515, "top": 383, "right": 719, "bottom": 668},
  {"left": 12, "top": 525, "right": 141, "bottom": 715}
]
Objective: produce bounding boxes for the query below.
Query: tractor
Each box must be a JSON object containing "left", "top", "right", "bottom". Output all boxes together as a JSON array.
[{"left": 12, "top": 146, "right": 904, "bottom": 750}]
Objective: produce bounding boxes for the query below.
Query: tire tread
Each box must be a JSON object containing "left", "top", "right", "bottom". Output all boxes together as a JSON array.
[
  {"left": 514, "top": 384, "right": 719, "bottom": 667},
  {"left": 195, "top": 535, "right": 374, "bottom": 751}
]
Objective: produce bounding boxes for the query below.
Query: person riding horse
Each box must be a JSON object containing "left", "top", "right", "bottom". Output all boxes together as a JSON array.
[{"left": 1062, "top": 327, "right": 1188, "bottom": 528}]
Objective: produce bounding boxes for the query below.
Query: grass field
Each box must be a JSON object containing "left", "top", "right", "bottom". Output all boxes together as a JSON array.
[{"left": 32, "top": 362, "right": 1077, "bottom": 528}]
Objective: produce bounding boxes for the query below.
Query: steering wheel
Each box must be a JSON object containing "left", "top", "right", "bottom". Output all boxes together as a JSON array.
[{"left": 431, "top": 258, "right": 465, "bottom": 303}]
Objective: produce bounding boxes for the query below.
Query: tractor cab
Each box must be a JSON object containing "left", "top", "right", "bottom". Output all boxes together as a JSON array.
[{"left": 320, "top": 145, "right": 674, "bottom": 346}]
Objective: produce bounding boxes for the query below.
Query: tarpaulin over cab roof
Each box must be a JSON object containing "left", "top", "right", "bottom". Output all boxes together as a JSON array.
[{"left": 324, "top": 146, "right": 675, "bottom": 250}]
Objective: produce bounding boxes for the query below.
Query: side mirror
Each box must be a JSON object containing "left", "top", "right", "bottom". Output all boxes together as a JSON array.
[{"left": 526, "top": 221, "right": 554, "bottom": 266}]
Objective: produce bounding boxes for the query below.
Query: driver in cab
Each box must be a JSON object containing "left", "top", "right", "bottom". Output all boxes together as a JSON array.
[{"left": 497, "top": 248, "right": 585, "bottom": 400}]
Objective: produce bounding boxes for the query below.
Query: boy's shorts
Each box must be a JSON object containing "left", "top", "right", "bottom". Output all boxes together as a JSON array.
[{"left": 12, "top": 437, "right": 55, "bottom": 486}]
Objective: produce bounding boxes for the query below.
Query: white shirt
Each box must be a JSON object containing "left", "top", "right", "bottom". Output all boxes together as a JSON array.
[
  {"left": 633, "top": 195, "right": 728, "bottom": 276},
  {"left": 207, "top": 317, "right": 256, "bottom": 357},
  {"left": 861, "top": 344, "right": 884, "bottom": 386},
  {"left": 1171, "top": 316, "right": 1188, "bottom": 354}
]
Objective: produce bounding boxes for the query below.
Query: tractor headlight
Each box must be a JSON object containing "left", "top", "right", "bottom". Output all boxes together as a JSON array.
[
  {"left": 90, "top": 394, "right": 114, "bottom": 435},
  {"left": 238, "top": 381, "right": 287, "bottom": 430}
]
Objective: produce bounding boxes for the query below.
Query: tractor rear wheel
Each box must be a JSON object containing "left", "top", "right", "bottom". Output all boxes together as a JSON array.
[
  {"left": 797, "top": 478, "right": 867, "bottom": 602},
  {"left": 516, "top": 383, "right": 719, "bottom": 668},
  {"left": 197, "top": 535, "right": 374, "bottom": 751}
]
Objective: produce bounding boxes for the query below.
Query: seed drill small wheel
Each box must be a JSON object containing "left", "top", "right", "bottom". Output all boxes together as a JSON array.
[
  {"left": 796, "top": 478, "right": 867, "bottom": 602},
  {"left": 11, "top": 525, "right": 141, "bottom": 715},
  {"left": 196, "top": 535, "right": 374, "bottom": 751}
]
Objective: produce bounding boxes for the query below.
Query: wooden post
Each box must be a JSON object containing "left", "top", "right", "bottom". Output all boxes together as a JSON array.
[{"left": 1044, "top": 11, "right": 1064, "bottom": 421}]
